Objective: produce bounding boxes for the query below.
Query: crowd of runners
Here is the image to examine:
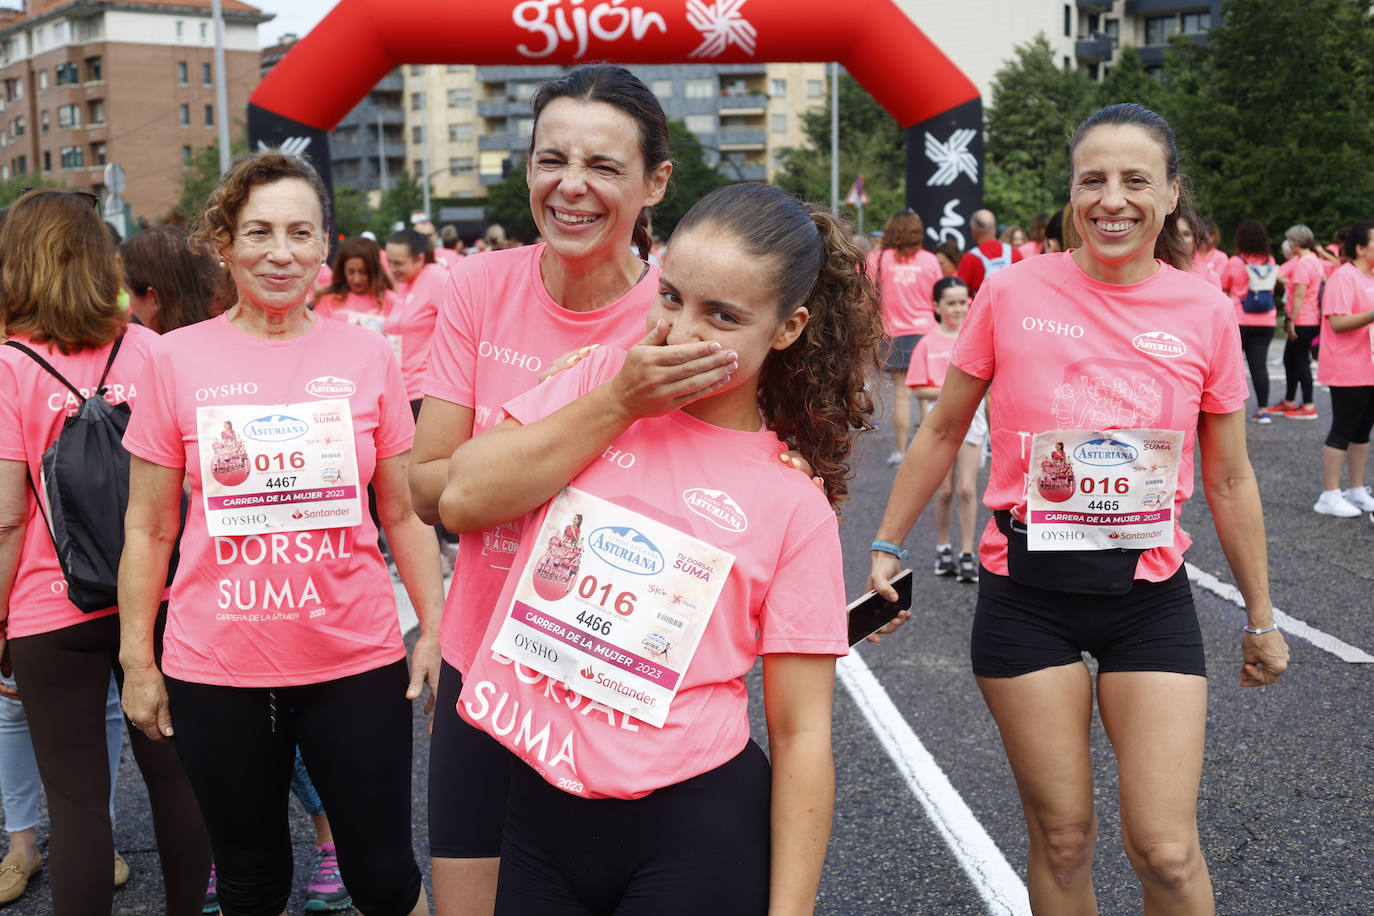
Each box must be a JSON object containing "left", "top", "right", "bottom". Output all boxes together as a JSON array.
[{"left": 6, "top": 58, "right": 1369, "bottom": 915}]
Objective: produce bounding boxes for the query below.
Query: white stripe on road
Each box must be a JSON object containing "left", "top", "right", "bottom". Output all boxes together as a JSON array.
[
  {"left": 837, "top": 651, "right": 1031, "bottom": 916},
  {"left": 1184, "top": 563, "right": 1374, "bottom": 663}
]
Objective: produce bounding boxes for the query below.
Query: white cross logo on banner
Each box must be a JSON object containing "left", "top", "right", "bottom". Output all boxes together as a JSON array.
[
  {"left": 924, "top": 129, "right": 978, "bottom": 187},
  {"left": 686, "top": 0, "right": 757, "bottom": 58}
]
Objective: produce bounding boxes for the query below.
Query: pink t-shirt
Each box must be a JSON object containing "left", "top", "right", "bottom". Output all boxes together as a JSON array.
[
  {"left": 1018, "top": 241, "right": 1043, "bottom": 259},
  {"left": 1222, "top": 255, "right": 1279, "bottom": 328},
  {"left": 1190, "top": 251, "right": 1220, "bottom": 288},
  {"left": 904, "top": 329, "right": 957, "bottom": 389},
  {"left": 423, "top": 243, "right": 659, "bottom": 674},
  {"left": 459, "top": 347, "right": 846, "bottom": 799},
  {"left": 1204, "top": 248, "right": 1229, "bottom": 286},
  {"left": 122, "top": 314, "right": 414, "bottom": 687},
  {"left": 312, "top": 289, "right": 399, "bottom": 324},
  {"left": 0, "top": 325, "right": 158, "bottom": 638},
  {"left": 392, "top": 262, "right": 448, "bottom": 401},
  {"left": 950, "top": 253, "right": 1249, "bottom": 581},
  {"left": 867, "top": 248, "right": 940, "bottom": 337},
  {"left": 1316, "top": 263, "right": 1374, "bottom": 387},
  {"left": 1277, "top": 252, "right": 1323, "bottom": 326},
  {"left": 315, "top": 263, "right": 333, "bottom": 290}
]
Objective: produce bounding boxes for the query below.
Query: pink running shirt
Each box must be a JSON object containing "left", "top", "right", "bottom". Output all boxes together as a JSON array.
[
  {"left": 423, "top": 243, "right": 659, "bottom": 674},
  {"left": 951, "top": 253, "right": 1249, "bottom": 581},
  {"left": 459, "top": 347, "right": 846, "bottom": 799},
  {"left": 392, "top": 262, "right": 448, "bottom": 401},
  {"left": 122, "top": 314, "right": 414, "bottom": 686},
  {"left": 867, "top": 248, "right": 940, "bottom": 337},
  {"left": 312, "top": 290, "right": 400, "bottom": 324},
  {"left": 0, "top": 326, "right": 158, "bottom": 638},
  {"left": 904, "top": 329, "right": 957, "bottom": 389},
  {"left": 1316, "top": 262, "right": 1374, "bottom": 387},
  {"left": 1204, "top": 248, "right": 1229, "bottom": 286},
  {"left": 1277, "top": 252, "right": 1323, "bottom": 326},
  {"left": 1221, "top": 255, "right": 1279, "bottom": 328}
]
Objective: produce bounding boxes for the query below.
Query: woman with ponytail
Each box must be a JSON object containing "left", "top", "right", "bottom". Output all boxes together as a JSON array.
[
  {"left": 408, "top": 64, "right": 693, "bottom": 915},
  {"left": 436, "top": 182, "right": 879, "bottom": 914}
]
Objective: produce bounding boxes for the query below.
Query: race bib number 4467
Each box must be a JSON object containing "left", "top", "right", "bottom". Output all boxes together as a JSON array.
[
  {"left": 196, "top": 400, "right": 362, "bottom": 536},
  {"left": 1026, "top": 429, "right": 1181, "bottom": 551}
]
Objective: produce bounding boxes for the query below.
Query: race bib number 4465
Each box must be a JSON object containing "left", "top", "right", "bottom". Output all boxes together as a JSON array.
[
  {"left": 1026, "top": 429, "right": 1181, "bottom": 551},
  {"left": 196, "top": 400, "right": 362, "bottom": 536}
]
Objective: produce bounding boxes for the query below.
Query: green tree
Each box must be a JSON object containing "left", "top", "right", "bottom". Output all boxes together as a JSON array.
[
  {"left": 331, "top": 183, "right": 371, "bottom": 239},
  {"left": 774, "top": 72, "right": 905, "bottom": 227},
  {"left": 1163, "top": 0, "right": 1374, "bottom": 241},
  {"left": 983, "top": 34, "right": 1094, "bottom": 226},
  {"left": 653, "top": 118, "right": 729, "bottom": 239},
  {"left": 481, "top": 157, "right": 539, "bottom": 244},
  {"left": 374, "top": 170, "right": 425, "bottom": 237},
  {"left": 171, "top": 138, "right": 248, "bottom": 224},
  {"left": 0, "top": 173, "right": 62, "bottom": 208},
  {"left": 1093, "top": 46, "right": 1167, "bottom": 114}
]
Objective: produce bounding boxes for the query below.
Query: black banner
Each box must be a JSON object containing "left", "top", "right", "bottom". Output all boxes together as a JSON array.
[
  {"left": 247, "top": 103, "right": 335, "bottom": 204},
  {"left": 905, "top": 97, "right": 984, "bottom": 253}
]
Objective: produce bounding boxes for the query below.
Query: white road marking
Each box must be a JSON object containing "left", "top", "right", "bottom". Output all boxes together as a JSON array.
[
  {"left": 1185, "top": 563, "right": 1374, "bottom": 663},
  {"left": 837, "top": 650, "right": 1031, "bottom": 916}
]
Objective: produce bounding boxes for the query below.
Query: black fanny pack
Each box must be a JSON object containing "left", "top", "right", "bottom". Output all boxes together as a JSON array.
[{"left": 993, "top": 509, "right": 1143, "bottom": 596}]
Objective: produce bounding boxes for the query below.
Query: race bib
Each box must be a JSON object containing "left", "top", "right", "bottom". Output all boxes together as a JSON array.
[
  {"left": 196, "top": 399, "right": 363, "bottom": 536},
  {"left": 490, "top": 487, "right": 734, "bottom": 728},
  {"left": 337, "top": 310, "right": 403, "bottom": 362},
  {"left": 1026, "top": 429, "right": 1181, "bottom": 551}
]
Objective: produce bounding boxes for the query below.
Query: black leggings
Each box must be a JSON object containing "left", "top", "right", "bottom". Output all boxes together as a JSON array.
[
  {"left": 165, "top": 661, "right": 422, "bottom": 916},
  {"left": 1239, "top": 325, "right": 1273, "bottom": 408},
  {"left": 1283, "top": 325, "right": 1320, "bottom": 404},
  {"left": 9, "top": 612, "right": 211, "bottom": 915},
  {"left": 496, "top": 742, "right": 772, "bottom": 916},
  {"left": 1326, "top": 385, "right": 1374, "bottom": 449}
]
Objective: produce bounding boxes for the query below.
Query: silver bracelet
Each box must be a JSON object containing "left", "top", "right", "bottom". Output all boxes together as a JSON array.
[{"left": 1243, "top": 623, "right": 1279, "bottom": 635}]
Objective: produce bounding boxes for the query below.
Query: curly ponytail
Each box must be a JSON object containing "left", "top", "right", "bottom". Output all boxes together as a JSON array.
[{"left": 674, "top": 183, "right": 882, "bottom": 507}]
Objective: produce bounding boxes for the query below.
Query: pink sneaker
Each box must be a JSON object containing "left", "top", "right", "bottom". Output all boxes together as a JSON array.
[{"left": 304, "top": 842, "right": 352, "bottom": 912}]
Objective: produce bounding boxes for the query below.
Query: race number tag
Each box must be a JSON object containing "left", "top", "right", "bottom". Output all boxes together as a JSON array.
[
  {"left": 337, "top": 310, "right": 403, "bottom": 363},
  {"left": 1026, "top": 429, "right": 1182, "bottom": 551},
  {"left": 490, "top": 487, "right": 735, "bottom": 728},
  {"left": 196, "top": 400, "right": 362, "bottom": 536}
]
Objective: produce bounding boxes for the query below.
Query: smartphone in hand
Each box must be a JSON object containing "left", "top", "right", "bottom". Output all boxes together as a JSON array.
[{"left": 846, "top": 569, "right": 913, "bottom": 646}]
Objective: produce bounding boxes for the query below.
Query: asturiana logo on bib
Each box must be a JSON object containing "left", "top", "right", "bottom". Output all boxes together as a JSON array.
[
  {"left": 305, "top": 376, "right": 356, "bottom": 398},
  {"left": 1072, "top": 438, "right": 1138, "bottom": 467},
  {"left": 682, "top": 488, "right": 747, "bottom": 532},
  {"left": 588, "top": 526, "right": 665, "bottom": 576},
  {"left": 242, "top": 414, "right": 308, "bottom": 443},
  {"left": 1132, "top": 331, "right": 1186, "bottom": 358}
]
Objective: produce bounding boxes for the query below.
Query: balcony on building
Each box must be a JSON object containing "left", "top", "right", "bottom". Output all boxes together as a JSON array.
[
  {"left": 477, "top": 98, "right": 532, "bottom": 119},
  {"left": 475, "top": 66, "right": 563, "bottom": 85},
  {"left": 1075, "top": 32, "right": 1114, "bottom": 64},
  {"left": 717, "top": 92, "right": 767, "bottom": 115},
  {"left": 717, "top": 127, "right": 766, "bottom": 150},
  {"left": 478, "top": 133, "right": 513, "bottom": 152},
  {"left": 1076, "top": 0, "right": 1113, "bottom": 12}
]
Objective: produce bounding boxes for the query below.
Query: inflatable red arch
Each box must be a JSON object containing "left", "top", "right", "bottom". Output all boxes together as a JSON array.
[{"left": 249, "top": 0, "right": 982, "bottom": 249}]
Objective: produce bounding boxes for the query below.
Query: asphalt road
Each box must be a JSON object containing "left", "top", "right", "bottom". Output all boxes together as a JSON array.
[{"left": 5, "top": 341, "right": 1371, "bottom": 914}]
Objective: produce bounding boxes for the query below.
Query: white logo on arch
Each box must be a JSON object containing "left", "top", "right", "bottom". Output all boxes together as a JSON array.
[
  {"left": 925, "top": 129, "right": 978, "bottom": 187},
  {"left": 687, "top": 0, "right": 757, "bottom": 58}
]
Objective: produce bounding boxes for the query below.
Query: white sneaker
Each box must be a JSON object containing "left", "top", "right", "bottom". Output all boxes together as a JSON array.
[
  {"left": 886, "top": 450, "right": 904, "bottom": 467},
  {"left": 1313, "top": 490, "right": 1362, "bottom": 517},
  {"left": 1341, "top": 486, "right": 1374, "bottom": 511}
]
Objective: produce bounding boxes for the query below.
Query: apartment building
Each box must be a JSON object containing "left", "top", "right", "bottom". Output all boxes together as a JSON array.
[
  {"left": 898, "top": 0, "right": 1221, "bottom": 100},
  {"left": 0, "top": 0, "right": 268, "bottom": 221},
  {"left": 394, "top": 61, "right": 827, "bottom": 202}
]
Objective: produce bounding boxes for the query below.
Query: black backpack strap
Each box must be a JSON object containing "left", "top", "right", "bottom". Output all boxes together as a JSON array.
[
  {"left": 3, "top": 340, "right": 84, "bottom": 401},
  {"left": 95, "top": 333, "right": 125, "bottom": 394}
]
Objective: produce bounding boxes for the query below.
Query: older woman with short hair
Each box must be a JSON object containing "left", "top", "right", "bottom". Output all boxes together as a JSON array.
[{"left": 119, "top": 150, "right": 442, "bottom": 916}]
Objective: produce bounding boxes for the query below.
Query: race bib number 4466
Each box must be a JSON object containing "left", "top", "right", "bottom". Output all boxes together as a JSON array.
[
  {"left": 491, "top": 487, "right": 735, "bottom": 729},
  {"left": 196, "top": 400, "right": 362, "bottom": 536},
  {"left": 1026, "top": 429, "right": 1181, "bottom": 551}
]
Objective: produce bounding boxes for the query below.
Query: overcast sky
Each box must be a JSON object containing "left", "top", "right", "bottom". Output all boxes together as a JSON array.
[{"left": 251, "top": 0, "right": 337, "bottom": 47}]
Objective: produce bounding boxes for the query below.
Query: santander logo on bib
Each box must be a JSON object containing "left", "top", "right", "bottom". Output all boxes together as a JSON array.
[
  {"left": 682, "top": 488, "right": 747, "bottom": 532},
  {"left": 1132, "top": 331, "right": 1186, "bottom": 359},
  {"left": 305, "top": 376, "right": 356, "bottom": 398}
]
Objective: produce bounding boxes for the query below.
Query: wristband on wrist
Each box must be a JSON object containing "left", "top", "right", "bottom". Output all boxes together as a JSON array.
[
  {"left": 871, "top": 539, "right": 909, "bottom": 560},
  {"left": 1243, "top": 623, "right": 1279, "bottom": 635}
]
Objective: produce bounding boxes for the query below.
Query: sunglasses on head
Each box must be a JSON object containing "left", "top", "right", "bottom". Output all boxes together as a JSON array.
[{"left": 19, "top": 186, "right": 100, "bottom": 210}]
